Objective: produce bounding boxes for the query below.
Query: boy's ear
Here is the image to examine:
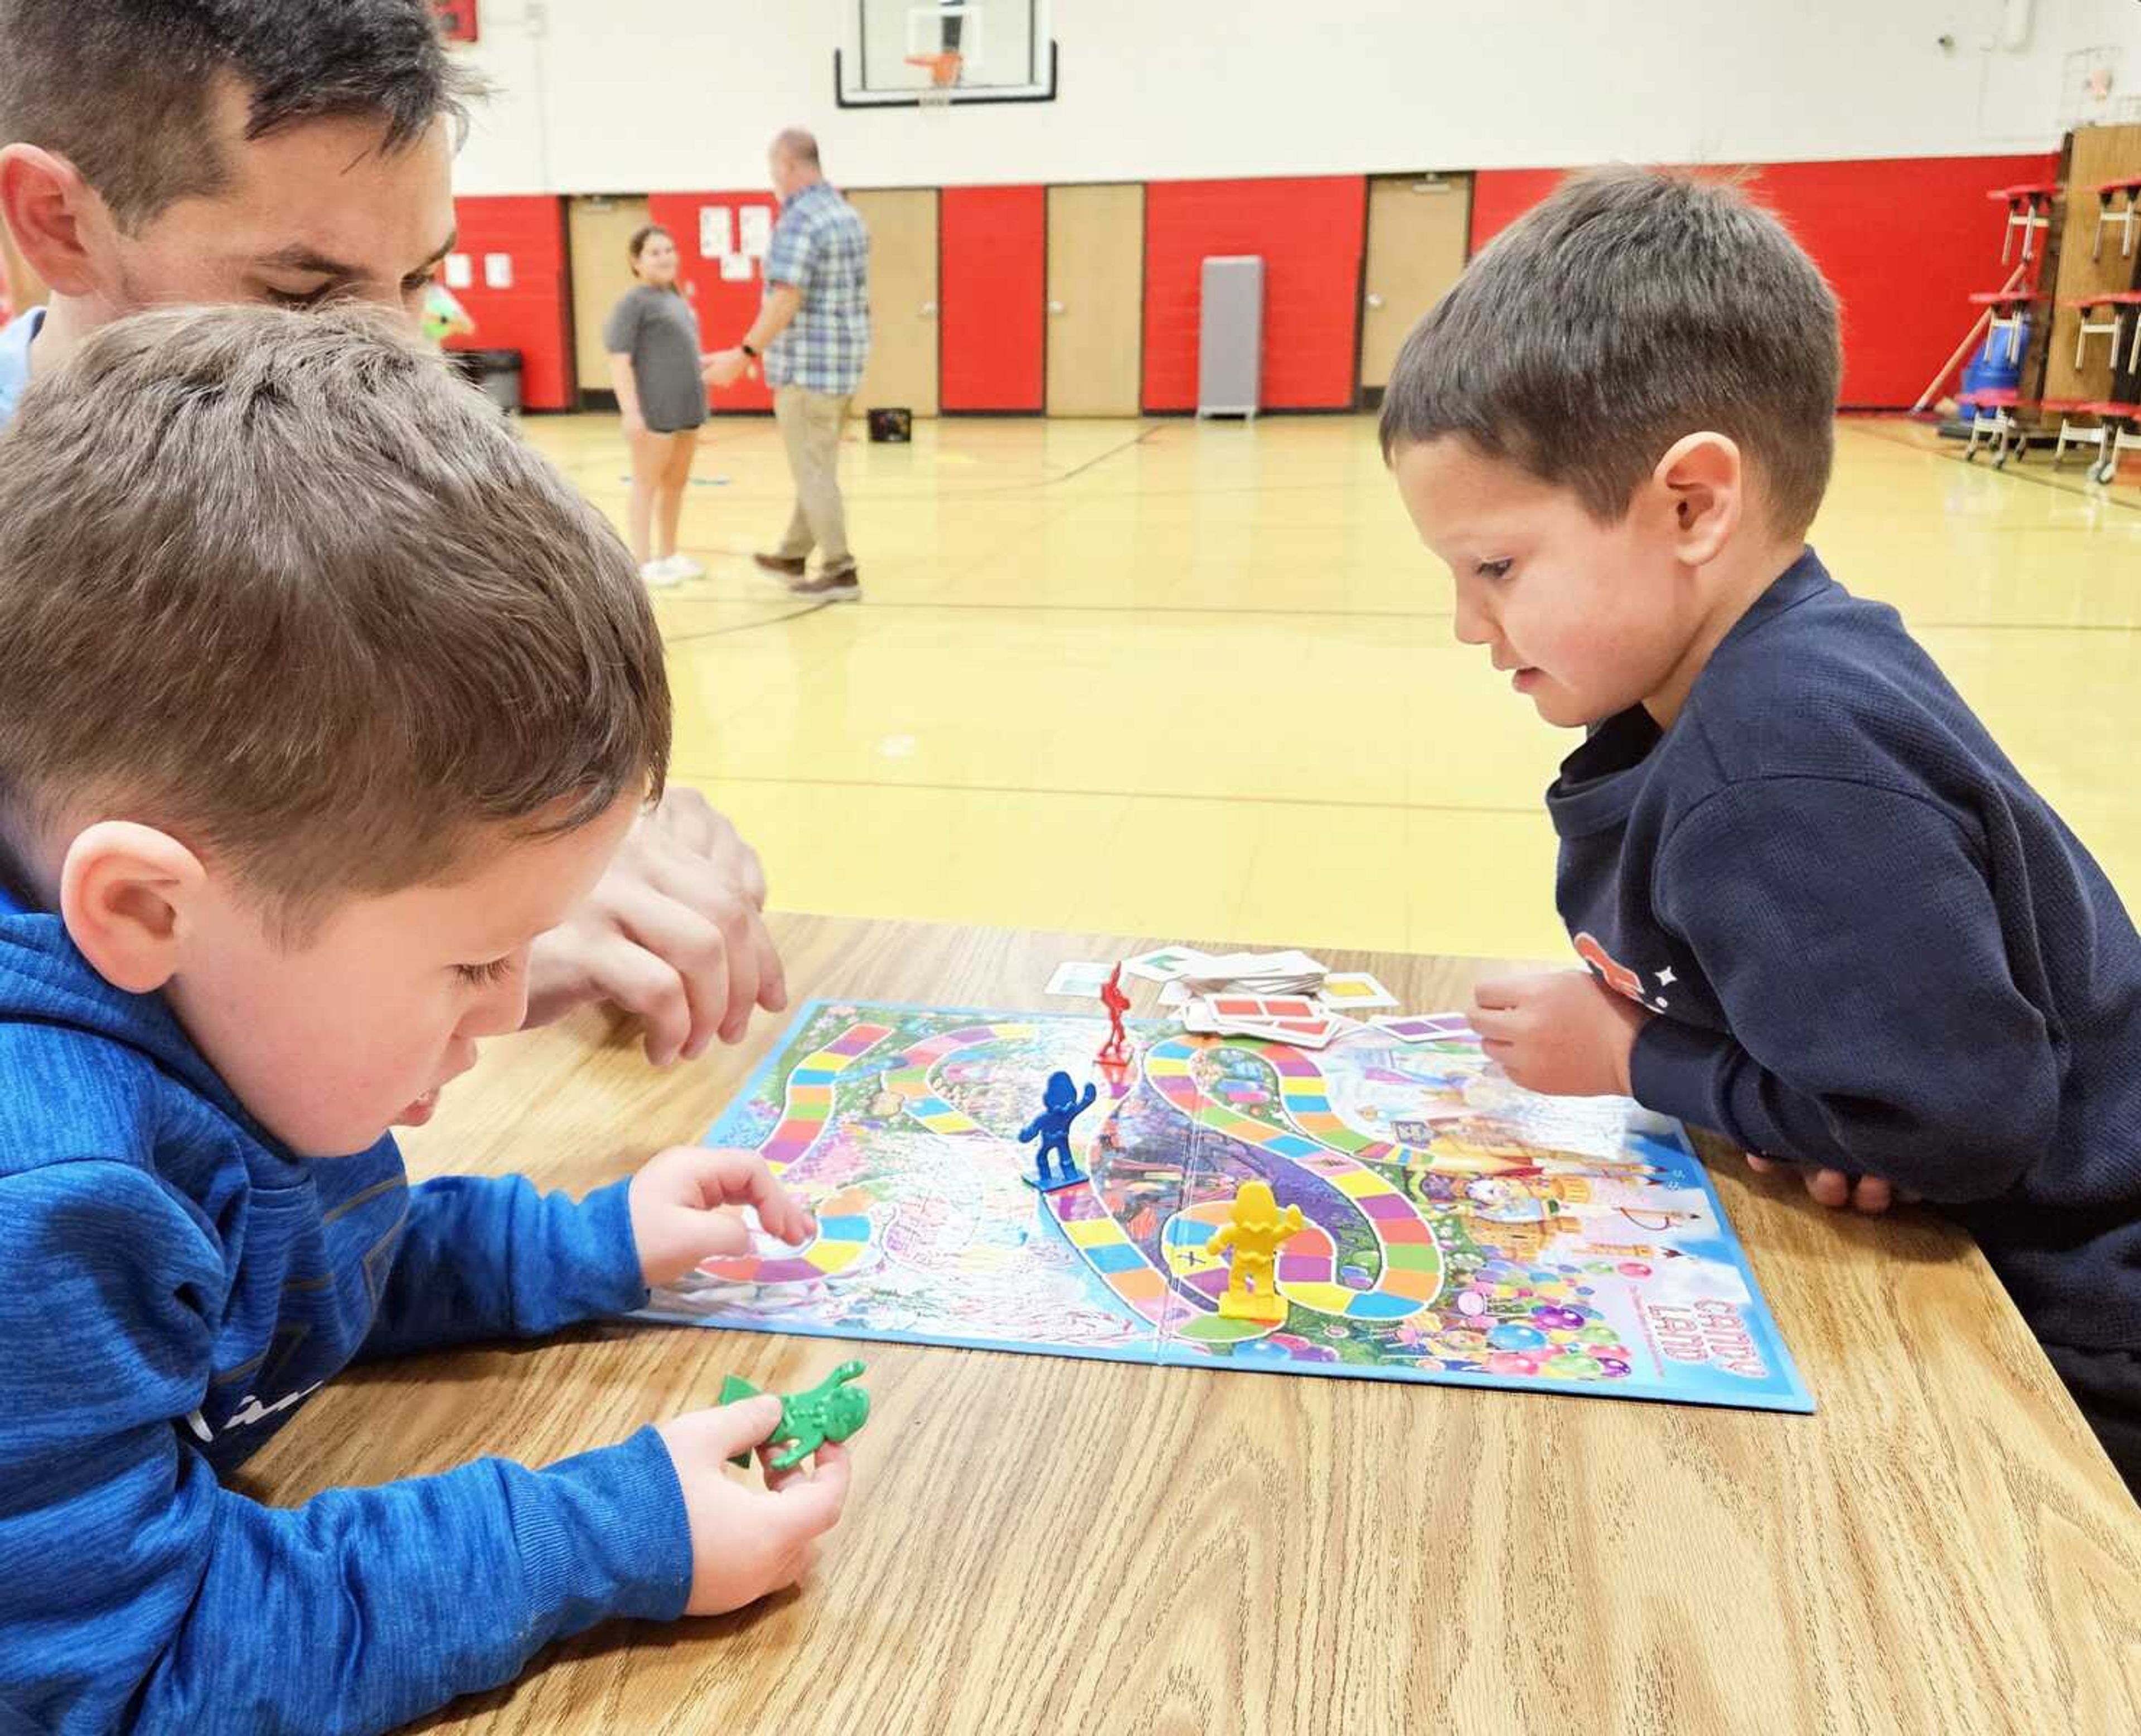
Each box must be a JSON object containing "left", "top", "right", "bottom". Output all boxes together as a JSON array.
[
  {"left": 1651, "top": 431, "right": 1743, "bottom": 568},
  {"left": 58, "top": 822, "right": 208, "bottom": 995},
  {"left": 0, "top": 143, "right": 108, "bottom": 299}
]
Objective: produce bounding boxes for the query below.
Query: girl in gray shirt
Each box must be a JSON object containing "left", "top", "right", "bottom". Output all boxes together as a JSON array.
[{"left": 604, "top": 225, "right": 709, "bottom": 586}]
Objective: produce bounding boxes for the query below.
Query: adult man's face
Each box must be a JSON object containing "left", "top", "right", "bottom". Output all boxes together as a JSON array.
[{"left": 77, "top": 77, "right": 456, "bottom": 330}]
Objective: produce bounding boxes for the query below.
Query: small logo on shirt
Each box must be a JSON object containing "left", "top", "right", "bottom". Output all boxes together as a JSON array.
[
  {"left": 184, "top": 1383, "right": 322, "bottom": 1444},
  {"left": 1573, "top": 932, "right": 1672, "bottom": 1014}
]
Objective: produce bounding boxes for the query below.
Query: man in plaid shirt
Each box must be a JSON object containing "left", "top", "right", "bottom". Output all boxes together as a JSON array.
[{"left": 705, "top": 129, "right": 872, "bottom": 600}]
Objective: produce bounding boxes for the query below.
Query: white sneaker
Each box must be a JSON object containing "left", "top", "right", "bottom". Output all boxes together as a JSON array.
[
  {"left": 664, "top": 554, "right": 706, "bottom": 580},
  {"left": 640, "top": 558, "right": 682, "bottom": 589}
]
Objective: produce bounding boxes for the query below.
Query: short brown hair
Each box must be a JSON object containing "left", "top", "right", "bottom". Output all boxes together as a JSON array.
[
  {"left": 0, "top": 0, "right": 487, "bottom": 233},
  {"left": 1379, "top": 167, "right": 1842, "bottom": 537},
  {"left": 0, "top": 304, "right": 671, "bottom": 930}
]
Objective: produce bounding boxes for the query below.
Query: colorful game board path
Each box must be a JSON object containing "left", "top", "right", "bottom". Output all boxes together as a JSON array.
[
  {"left": 700, "top": 1021, "right": 890, "bottom": 1286},
  {"left": 663, "top": 1000, "right": 1808, "bottom": 1417}
]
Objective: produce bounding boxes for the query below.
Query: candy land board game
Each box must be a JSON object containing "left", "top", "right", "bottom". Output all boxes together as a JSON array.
[{"left": 641, "top": 1000, "right": 1811, "bottom": 1412}]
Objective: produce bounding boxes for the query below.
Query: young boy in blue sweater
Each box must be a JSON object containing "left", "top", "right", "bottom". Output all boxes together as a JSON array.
[
  {"left": 1381, "top": 168, "right": 2141, "bottom": 1495},
  {"left": 0, "top": 306, "right": 850, "bottom": 1733}
]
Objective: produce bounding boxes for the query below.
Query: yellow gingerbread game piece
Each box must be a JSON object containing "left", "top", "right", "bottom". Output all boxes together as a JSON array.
[{"left": 1207, "top": 1180, "right": 1307, "bottom": 1322}]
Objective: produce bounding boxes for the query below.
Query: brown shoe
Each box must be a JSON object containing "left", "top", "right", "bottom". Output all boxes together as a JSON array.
[
  {"left": 754, "top": 552, "right": 807, "bottom": 576},
  {"left": 788, "top": 567, "right": 860, "bottom": 601}
]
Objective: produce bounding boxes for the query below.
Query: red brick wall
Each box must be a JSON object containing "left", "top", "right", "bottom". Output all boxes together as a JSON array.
[
  {"left": 942, "top": 186, "right": 1046, "bottom": 412},
  {"left": 1140, "top": 176, "right": 1367, "bottom": 413},
  {"left": 440, "top": 195, "right": 571, "bottom": 411},
  {"left": 1469, "top": 153, "right": 2063, "bottom": 409},
  {"left": 648, "top": 191, "right": 782, "bottom": 414}
]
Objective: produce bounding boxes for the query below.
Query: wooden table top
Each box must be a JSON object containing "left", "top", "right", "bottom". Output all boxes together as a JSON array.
[{"left": 240, "top": 915, "right": 2141, "bottom": 1736}]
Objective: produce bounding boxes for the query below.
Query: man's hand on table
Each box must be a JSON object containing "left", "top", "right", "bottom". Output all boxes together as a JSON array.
[{"left": 524, "top": 788, "right": 788, "bottom": 1063}]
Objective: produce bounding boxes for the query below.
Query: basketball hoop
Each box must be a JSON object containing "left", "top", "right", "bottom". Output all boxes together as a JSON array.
[{"left": 907, "top": 50, "right": 961, "bottom": 111}]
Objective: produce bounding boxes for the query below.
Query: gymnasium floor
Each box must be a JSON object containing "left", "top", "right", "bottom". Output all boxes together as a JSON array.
[{"left": 526, "top": 412, "right": 2141, "bottom": 964}]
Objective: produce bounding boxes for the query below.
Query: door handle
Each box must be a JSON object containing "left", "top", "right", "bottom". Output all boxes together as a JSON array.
[
  {"left": 921, "top": 300, "right": 938, "bottom": 318},
  {"left": 1366, "top": 292, "right": 1386, "bottom": 311},
  {"left": 1048, "top": 300, "right": 1066, "bottom": 316}
]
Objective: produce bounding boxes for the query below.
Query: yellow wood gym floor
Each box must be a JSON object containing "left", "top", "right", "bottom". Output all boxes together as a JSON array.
[{"left": 524, "top": 413, "right": 2141, "bottom": 963}]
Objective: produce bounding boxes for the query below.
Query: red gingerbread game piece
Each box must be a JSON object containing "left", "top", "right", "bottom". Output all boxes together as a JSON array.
[{"left": 1097, "top": 962, "right": 1132, "bottom": 1065}]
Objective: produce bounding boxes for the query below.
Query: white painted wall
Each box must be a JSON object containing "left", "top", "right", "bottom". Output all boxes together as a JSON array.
[{"left": 452, "top": 0, "right": 2141, "bottom": 196}]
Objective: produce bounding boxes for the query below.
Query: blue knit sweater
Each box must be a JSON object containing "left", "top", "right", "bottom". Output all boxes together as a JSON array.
[
  {"left": 1553, "top": 548, "right": 2141, "bottom": 1357},
  {"left": 0, "top": 882, "right": 691, "bottom": 1734}
]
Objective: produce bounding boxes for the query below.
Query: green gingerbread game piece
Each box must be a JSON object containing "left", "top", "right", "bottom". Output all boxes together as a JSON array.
[{"left": 720, "top": 1360, "right": 870, "bottom": 1471}]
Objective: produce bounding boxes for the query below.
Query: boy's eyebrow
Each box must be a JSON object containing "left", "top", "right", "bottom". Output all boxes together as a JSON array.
[{"left": 252, "top": 230, "right": 459, "bottom": 285}]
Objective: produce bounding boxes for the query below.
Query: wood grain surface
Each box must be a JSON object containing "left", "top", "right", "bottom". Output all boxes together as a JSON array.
[{"left": 236, "top": 916, "right": 2141, "bottom": 1735}]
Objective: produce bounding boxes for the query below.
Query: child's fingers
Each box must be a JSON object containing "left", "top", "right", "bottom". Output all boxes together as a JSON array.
[
  {"left": 1471, "top": 976, "right": 1528, "bottom": 1011},
  {"left": 1849, "top": 1175, "right": 1895, "bottom": 1214},
  {"left": 664, "top": 1393, "right": 783, "bottom": 1463},
  {"left": 1748, "top": 1155, "right": 1899, "bottom": 1216},
  {"left": 766, "top": 1441, "right": 851, "bottom": 1535},
  {"left": 689, "top": 1205, "right": 752, "bottom": 1258},
  {"left": 690, "top": 1149, "right": 816, "bottom": 1244},
  {"left": 1804, "top": 1168, "right": 1853, "bottom": 1209},
  {"left": 1468, "top": 1005, "right": 1523, "bottom": 1054},
  {"left": 762, "top": 1435, "right": 841, "bottom": 1493}
]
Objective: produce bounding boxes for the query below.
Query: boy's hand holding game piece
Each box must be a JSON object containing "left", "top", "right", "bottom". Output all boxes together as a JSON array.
[
  {"left": 1469, "top": 970, "right": 1649, "bottom": 1099},
  {"left": 630, "top": 1145, "right": 817, "bottom": 1286},
  {"left": 655, "top": 1398, "right": 851, "bottom": 1616},
  {"left": 523, "top": 787, "right": 790, "bottom": 1065}
]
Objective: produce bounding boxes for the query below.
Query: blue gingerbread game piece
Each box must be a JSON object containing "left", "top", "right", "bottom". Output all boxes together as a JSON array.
[{"left": 1018, "top": 1069, "right": 1097, "bottom": 1190}]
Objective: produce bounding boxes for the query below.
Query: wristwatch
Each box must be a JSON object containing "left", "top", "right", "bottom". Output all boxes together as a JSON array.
[{"left": 740, "top": 342, "right": 759, "bottom": 358}]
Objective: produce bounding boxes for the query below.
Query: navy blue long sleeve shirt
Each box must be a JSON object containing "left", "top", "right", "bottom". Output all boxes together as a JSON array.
[
  {"left": 0, "top": 884, "right": 692, "bottom": 1734},
  {"left": 1552, "top": 548, "right": 2141, "bottom": 1356}
]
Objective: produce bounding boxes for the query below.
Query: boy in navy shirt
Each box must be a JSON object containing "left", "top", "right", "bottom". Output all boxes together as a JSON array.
[
  {"left": 0, "top": 307, "right": 849, "bottom": 1732},
  {"left": 1381, "top": 168, "right": 2141, "bottom": 1493}
]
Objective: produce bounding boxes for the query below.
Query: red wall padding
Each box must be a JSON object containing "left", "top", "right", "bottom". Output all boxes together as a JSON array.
[
  {"left": 1469, "top": 154, "right": 2061, "bottom": 409},
  {"left": 1141, "top": 177, "right": 1366, "bottom": 413},
  {"left": 442, "top": 195, "right": 571, "bottom": 411},
  {"left": 941, "top": 186, "right": 1045, "bottom": 412},
  {"left": 648, "top": 191, "right": 782, "bottom": 414}
]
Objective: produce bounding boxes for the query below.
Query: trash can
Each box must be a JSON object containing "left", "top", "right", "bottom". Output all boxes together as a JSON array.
[
  {"left": 1958, "top": 322, "right": 2024, "bottom": 403},
  {"left": 451, "top": 347, "right": 524, "bottom": 414},
  {"left": 1198, "top": 255, "right": 1264, "bottom": 418}
]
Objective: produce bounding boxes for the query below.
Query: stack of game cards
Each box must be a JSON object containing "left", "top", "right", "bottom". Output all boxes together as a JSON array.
[
  {"left": 1178, "top": 993, "right": 1353, "bottom": 1050},
  {"left": 1123, "top": 946, "right": 1327, "bottom": 997}
]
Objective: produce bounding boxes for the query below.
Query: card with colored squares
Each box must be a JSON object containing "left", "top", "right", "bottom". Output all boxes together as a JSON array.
[{"left": 640, "top": 1000, "right": 1811, "bottom": 1413}]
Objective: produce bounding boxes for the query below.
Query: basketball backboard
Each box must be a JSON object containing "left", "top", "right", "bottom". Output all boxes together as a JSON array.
[{"left": 836, "top": 0, "right": 1057, "bottom": 108}]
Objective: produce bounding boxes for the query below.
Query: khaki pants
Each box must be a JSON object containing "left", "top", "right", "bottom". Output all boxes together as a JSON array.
[{"left": 772, "top": 384, "right": 855, "bottom": 575}]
